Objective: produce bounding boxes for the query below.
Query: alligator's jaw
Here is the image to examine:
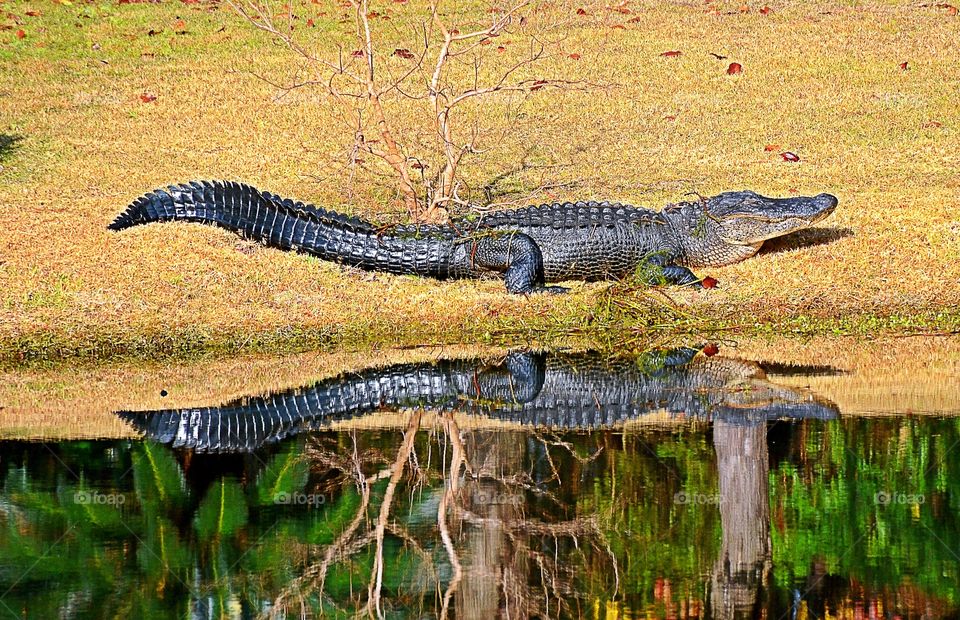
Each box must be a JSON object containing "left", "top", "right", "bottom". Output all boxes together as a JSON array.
[{"left": 670, "top": 191, "right": 838, "bottom": 267}]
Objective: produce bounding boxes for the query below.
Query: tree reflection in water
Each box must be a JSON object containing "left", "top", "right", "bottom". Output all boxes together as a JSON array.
[{"left": 1, "top": 347, "right": 958, "bottom": 618}]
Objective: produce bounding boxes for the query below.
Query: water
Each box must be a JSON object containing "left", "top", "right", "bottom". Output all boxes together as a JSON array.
[{"left": 1, "top": 338, "right": 958, "bottom": 619}]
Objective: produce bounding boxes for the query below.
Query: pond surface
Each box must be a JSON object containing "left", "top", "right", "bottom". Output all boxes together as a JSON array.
[{"left": 1, "top": 338, "right": 959, "bottom": 619}]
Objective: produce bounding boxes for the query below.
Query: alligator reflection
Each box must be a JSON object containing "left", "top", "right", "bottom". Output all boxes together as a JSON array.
[
  {"left": 117, "top": 347, "right": 839, "bottom": 453},
  {"left": 109, "top": 347, "right": 840, "bottom": 618}
]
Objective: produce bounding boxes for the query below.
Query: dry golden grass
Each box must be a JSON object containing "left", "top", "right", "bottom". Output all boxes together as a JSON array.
[
  {"left": 1, "top": 0, "right": 959, "bottom": 361},
  {"left": 2, "top": 336, "right": 956, "bottom": 441}
]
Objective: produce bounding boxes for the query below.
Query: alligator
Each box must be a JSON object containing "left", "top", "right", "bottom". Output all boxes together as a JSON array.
[
  {"left": 116, "top": 347, "right": 840, "bottom": 453},
  {"left": 108, "top": 181, "right": 838, "bottom": 293}
]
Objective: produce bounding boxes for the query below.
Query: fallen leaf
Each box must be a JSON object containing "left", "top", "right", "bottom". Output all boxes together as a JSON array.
[
  {"left": 780, "top": 151, "right": 800, "bottom": 162},
  {"left": 392, "top": 47, "right": 414, "bottom": 59},
  {"left": 497, "top": 45, "right": 506, "bottom": 52},
  {"left": 660, "top": 50, "right": 681, "bottom": 57},
  {"left": 480, "top": 38, "right": 492, "bottom": 45},
  {"left": 663, "top": 114, "right": 676, "bottom": 120},
  {"left": 739, "top": 4, "right": 749, "bottom": 12},
  {"left": 922, "top": 120, "right": 943, "bottom": 128},
  {"left": 627, "top": 15, "right": 642, "bottom": 22},
  {"left": 701, "top": 277, "right": 718, "bottom": 289},
  {"left": 140, "top": 52, "right": 155, "bottom": 59},
  {"left": 702, "top": 342, "right": 720, "bottom": 355},
  {"left": 306, "top": 18, "right": 314, "bottom": 26},
  {"left": 614, "top": 6, "right": 631, "bottom": 13},
  {"left": 139, "top": 93, "right": 157, "bottom": 103},
  {"left": 351, "top": 49, "right": 364, "bottom": 57},
  {"left": 726, "top": 62, "right": 742, "bottom": 74},
  {"left": 760, "top": 5, "right": 771, "bottom": 14},
  {"left": 576, "top": 7, "right": 588, "bottom": 14},
  {"left": 568, "top": 52, "right": 581, "bottom": 59},
  {"left": 530, "top": 79, "right": 549, "bottom": 90},
  {"left": 174, "top": 19, "right": 186, "bottom": 33},
  {"left": 25, "top": 10, "right": 41, "bottom": 16},
  {"left": 764, "top": 144, "right": 780, "bottom": 151},
  {"left": 15, "top": 28, "right": 24, "bottom": 38},
  {"left": 610, "top": 23, "right": 626, "bottom": 29},
  {"left": 899, "top": 61, "right": 909, "bottom": 70}
]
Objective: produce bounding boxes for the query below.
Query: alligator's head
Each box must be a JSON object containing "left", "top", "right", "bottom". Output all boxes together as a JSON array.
[{"left": 666, "top": 190, "right": 838, "bottom": 267}]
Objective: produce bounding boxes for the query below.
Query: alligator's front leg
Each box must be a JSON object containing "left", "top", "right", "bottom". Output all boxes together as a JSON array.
[
  {"left": 465, "top": 233, "right": 568, "bottom": 294},
  {"left": 638, "top": 253, "right": 709, "bottom": 287}
]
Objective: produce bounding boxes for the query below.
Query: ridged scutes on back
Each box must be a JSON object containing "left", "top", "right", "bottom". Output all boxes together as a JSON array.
[{"left": 463, "top": 201, "right": 666, "bottom": 231}]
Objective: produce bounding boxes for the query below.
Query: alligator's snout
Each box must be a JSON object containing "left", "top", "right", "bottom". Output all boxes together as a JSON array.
[{"left": 811, "top": 193, "right": 839, "bottom": 221}]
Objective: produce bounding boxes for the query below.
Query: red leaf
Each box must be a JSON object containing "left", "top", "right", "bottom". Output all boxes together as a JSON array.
[
  {"left": 496, "top": 45, "right": 506, "bottom": 52},
  {"left": 15, "top": 29, "right": 25, "bottom": 39},
  {"left": 306, "top": 18, "right": 314, "bottom": 26},
  {"left": 26, "top": 10, "right": 41, "bottom": 16},
  {"left": 568, "top": 52, "right": 581, "bottom": 60},
  {"left": 922, "top": 120, "right": 943, "bottom": 128},
  {"left": 480, "top": 38, "right": 492, "bottom": 45},
  {"left": 174, "top": 19, "right": 186, "bottom": 33},
  {"left": 610, "top": 23, "right": 626, "bottom": 29},
  {"left": 780, "top": 151, "right": 800, "bottom": 162},
  {"left": 760, "top": 5, "right": 771, "bottom": 14},
  {"left": 764, "top": 143, "right": 779, "bottom": 151},
  {"left": 660, "top": 50, "right": 681, "bottom": 57},
  {"left": 702, "top": 342, "right": 720, "bottom": 355},
  {"left": 628, "top": 15, "right": 642, "bottom": 22},
  {"left": 139, "top": 93, "right": 157, "bottom": 103},
  {"left": 448, "top": 28, "right": 459, "bottom": 35},
  {"left": 899, "top": 61, "right": 909, "bottom": 70},
  {"left": 726, "top": 62, "right": 742, "bottom": 74},
  {"left": 351, "top": 49, "right": 364, "bottom": 57},
  {"left": 392, "top": 48, "right": 414, "bottom": 59},
  {"left": 410, "top": 162, "right": 424, "bottom": 169},
  {"left": 530, "top": 79, "right": 549, "bottom": 91},
  {"left": 614, "top": 6, "right": 631, "bottom": 13},
  {"left": 576, "top": 7, "right": 588, "bottom": 14}
]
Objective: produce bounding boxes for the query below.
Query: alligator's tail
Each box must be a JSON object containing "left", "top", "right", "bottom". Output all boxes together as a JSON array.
[{"left": 108, "top": 180, "right": 456, "bottom": 277}]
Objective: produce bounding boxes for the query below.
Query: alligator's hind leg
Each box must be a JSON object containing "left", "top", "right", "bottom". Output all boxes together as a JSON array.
[{"left": 470, "top": 233, "right": 567, "bottom": 294}]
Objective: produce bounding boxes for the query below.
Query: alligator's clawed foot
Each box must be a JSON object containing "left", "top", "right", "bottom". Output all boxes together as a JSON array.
[{"left": 532, "top": 286, "right": 570, "bottom": 295}]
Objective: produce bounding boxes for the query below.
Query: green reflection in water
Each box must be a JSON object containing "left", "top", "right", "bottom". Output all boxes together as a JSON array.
[{"left": 1, "top": 418, "right": 959, "bottom": 618}]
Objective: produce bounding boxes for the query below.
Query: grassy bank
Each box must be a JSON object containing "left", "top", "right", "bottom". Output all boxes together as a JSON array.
[{"left": 2, "top": 0, "right": 959, "bottom": 363}]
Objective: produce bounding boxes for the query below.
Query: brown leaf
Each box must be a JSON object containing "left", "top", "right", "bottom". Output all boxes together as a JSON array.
[
  {"left": 576, "top": 7, "right": 588, "bottom": 14},
  {"left": 663, "top": 114, "right": 677, "bottom": 121},
  {"left": 922, "top": 120, "right": 943, "bottom": 128},
  {"left": 351, "top": 49, "right": 364, "bottom": 57},
  {"left": 702, "top": 342, "right": 720, "bottom": 355},
  {"left": 392, "top": 48, "right": 414, "bottom": 59},
  {"left": 480, "top": 38, "right": 492, "bottom": 45},
  {"left": 780, "top": 151, "right": 800, "bottom": 162},
  {"left": 530, "top": 79, "right": 549, "bottom": 91},
  {"left": 760, "top": 5, "right": 771, "bottom": 14},
  {"left": 627, "top": 15, "right": 642, "bottom": 22},
  {"left": 610, "top": 23, "right": 626, "bottom": 29},
  {"left": 306, "top": 18, "right": 314, "bottom": 26},
  {"left": 899, "top": 61, "right": 909, "bottom": 70},
  {"left": 568, "top": 52, "right": 581, "bottom": 60},
  {"left": 726, "top": 62, "right": 742, "bottom": 74},
  {"left": 497, "top": 45, "right": 506, "bottom": 52},
  {"left": 25, "top": 10, "right": 41, "bottom": 16},
  {"left": 139, "top": 93, "right": 157, "bottom": 103},
  {"left": 764, "top": 144, "right": 780, "bottom": 151},
  {"left": 660, "top": 50, "right": 681, "bottom": 57},
  {"left": 15, "top": 28, "right": 24, "bottom": 38}
]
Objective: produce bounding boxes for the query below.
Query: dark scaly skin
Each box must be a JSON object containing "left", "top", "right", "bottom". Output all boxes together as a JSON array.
[
  {"left": 109, "top": 180, "right": 838, "bottom": 293},
  {"left": 115, "top": 348, "right": 840, "bottom": 453}
]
